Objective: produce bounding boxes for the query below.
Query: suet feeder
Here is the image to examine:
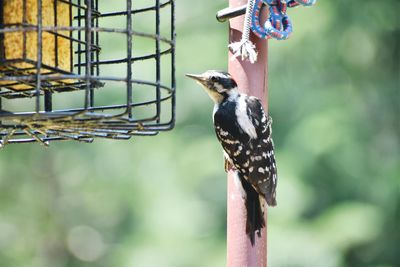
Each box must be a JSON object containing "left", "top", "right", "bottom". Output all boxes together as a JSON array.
[{"left": 0, "top": 0, "right": 176, "bottom": 146}]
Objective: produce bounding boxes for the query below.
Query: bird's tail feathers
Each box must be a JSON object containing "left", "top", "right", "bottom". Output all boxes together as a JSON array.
[{"left": 238, "top": 174, "right": 265, "bottom": 246}]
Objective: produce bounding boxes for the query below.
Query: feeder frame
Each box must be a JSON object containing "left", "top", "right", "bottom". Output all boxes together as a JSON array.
[{"left": 0, "top": 0, "right": 176, "bottom": 146}]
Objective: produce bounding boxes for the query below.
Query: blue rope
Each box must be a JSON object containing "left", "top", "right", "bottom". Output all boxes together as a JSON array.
[{"left": 251, "top": 0, "right": 317, "bottom": 41}]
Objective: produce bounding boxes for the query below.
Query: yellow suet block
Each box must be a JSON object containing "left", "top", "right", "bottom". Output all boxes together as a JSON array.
[{"left": 0, "top": 0, "right": 72, "bottom": 91}]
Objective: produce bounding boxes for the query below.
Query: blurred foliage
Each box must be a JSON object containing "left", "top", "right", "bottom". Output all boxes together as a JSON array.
[{"left": 0, "top": 0, "right": 399, "bottom": 266}]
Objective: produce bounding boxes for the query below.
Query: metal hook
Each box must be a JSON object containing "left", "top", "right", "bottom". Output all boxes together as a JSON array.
[{"left": 216, "top": 4, "right": 247, "bottom": 22}]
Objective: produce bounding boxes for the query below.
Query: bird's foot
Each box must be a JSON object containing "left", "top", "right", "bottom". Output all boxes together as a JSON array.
[{"left": 224, "top": 159, "right": 235, "bottom": 172}]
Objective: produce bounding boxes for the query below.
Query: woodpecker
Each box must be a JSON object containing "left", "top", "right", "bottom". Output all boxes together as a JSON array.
[{"left": 186, "top": 70, "right": 277, "bottom": 245}]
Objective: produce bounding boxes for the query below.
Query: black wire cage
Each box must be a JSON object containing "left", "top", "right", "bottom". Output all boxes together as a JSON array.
[{"left": 0, "top": 0, "right": 175, "bottom": 146}]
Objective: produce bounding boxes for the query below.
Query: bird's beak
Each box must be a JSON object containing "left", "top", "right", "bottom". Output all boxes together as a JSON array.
[{"left": 185, "top": 73, "right": 206, "bottom": 84}]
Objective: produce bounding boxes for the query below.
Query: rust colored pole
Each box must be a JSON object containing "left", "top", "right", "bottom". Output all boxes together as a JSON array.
[{"left": 227, "top": 1, "right": 268, "bottom": 267}]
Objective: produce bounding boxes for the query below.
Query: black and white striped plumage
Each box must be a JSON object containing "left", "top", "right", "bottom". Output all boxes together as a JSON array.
[{"left": 186, "top": 70, "right": 277, "bottom": 245}]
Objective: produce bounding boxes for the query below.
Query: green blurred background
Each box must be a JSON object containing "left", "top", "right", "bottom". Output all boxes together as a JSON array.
[{"left": 0, "top": 0, "right": 399, "bottom": 266}]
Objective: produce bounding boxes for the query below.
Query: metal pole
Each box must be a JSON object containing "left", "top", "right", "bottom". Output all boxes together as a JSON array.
[{"left": 227, "top": 0, "right": 268, "bottom": 266}]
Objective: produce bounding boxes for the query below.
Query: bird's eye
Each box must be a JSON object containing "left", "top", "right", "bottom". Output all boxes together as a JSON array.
[{"left": 211, "top": 76, "right": 218, "bottom": 82}]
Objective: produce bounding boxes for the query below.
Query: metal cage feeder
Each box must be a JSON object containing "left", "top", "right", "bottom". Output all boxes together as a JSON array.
[{"left": 0, "top": 0, "right": 176, "bottom": 147}]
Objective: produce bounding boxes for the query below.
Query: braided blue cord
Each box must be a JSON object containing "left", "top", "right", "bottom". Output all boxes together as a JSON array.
[{"left": 251, "top": 0, "right": 317, "bottom": 41}]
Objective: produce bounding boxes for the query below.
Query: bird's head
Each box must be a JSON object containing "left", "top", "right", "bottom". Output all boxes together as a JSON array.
[{"left": 186, "top": 70, "right": 238, "bottom": 103}]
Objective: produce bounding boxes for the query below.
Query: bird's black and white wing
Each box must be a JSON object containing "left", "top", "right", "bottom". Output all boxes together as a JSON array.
[{"left": 214, "top": 95, "right": 277, "bottom": 206}]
